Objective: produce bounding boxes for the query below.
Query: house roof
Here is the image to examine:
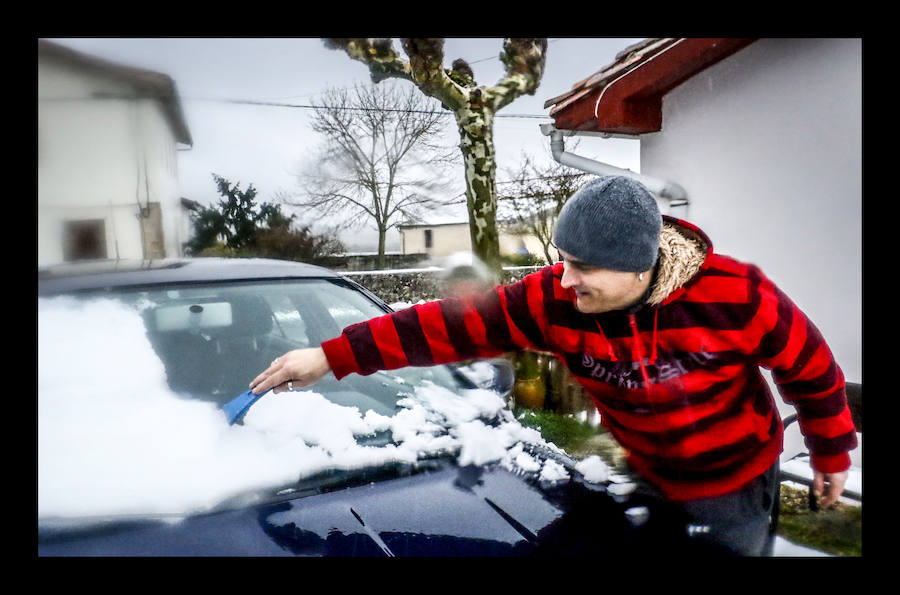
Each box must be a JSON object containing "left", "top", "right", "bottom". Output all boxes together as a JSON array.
[
  {"left": 544, "top": 38, "right": 757, "bottom": 134},
  {"left": 38, "top": 40, "right": 193, "bottom": 146}
]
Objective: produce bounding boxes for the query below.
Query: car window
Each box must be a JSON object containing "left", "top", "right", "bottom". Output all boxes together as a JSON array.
[
  {"left": 256, "top": 281, "right": 378, "bottom": 347},
  {"left": 265, "top": 293, "right": 310, "bottom": 346},
  {"left": 321, "top": 286, "right": 381, "bottom": 329}
]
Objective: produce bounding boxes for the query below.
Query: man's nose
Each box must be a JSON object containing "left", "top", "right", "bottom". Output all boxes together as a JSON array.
[{"left": 560, "top": 264, "right": 578, "bottom": 288}]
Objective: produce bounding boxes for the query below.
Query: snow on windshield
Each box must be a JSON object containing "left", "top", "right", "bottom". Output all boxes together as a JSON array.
[{"left": 39, "top": 296, "right": 590, "bottom": 519}]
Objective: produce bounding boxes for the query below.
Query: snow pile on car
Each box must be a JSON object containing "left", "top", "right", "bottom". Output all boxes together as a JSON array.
[{"left": 38, "top": 296, "right": 591, "bottom": 519}]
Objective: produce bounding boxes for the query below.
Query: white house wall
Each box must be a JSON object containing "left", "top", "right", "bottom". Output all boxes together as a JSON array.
[
  {"left": 38, "top": 58, "right": 187, "bottom": 266},
  {"left": 639, "top": 38, "right": 862, "bottom": 386},
  {"left": 401, "top": 224, "right": 471, "bottom": 258}
]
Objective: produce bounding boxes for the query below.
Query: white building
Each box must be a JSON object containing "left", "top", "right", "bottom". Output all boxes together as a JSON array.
[
  {"left": 544, "top": 37, "right": 862, "bottom": 467},
  {"left": 38, "top": 40, "right": 194, "bottom": 266}
]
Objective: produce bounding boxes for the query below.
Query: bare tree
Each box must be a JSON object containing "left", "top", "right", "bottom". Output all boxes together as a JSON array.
[
  {"left": 288, "top": 82, "right": 458, "bottom": 269},
  {"left": 499, "top": 153, "right": 589, "bottom": 265},
  {"left": 323, "top": 38, "right": 548, "bottom": 274}
]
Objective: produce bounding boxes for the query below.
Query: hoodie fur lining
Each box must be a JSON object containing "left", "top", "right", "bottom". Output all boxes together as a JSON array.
[{"left": 646, "top": 222, "right": 708, "bottom": 306}]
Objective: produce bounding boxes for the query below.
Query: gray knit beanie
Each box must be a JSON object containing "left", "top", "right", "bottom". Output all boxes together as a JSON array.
[{"left": 553, "top": 175, "right": 662, "bottom": 272}]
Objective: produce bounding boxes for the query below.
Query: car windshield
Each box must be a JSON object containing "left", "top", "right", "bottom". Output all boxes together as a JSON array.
[
  {"left": 39, "top": 276, "right": 554, "bottom": 521},
  {"left": 74, "top": 278, "right": 465, "bottom": 412}
]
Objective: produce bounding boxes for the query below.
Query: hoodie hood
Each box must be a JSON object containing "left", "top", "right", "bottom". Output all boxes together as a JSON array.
[{"left": 645, "top": 217, "right": 709, "bottom": 307}]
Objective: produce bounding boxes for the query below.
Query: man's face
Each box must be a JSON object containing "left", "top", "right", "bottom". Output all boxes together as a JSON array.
[{"left": 558, "top": 249, "right": 646, "bottom": 314}]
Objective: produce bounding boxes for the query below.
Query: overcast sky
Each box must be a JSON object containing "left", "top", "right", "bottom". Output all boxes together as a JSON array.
[{"left": 45, "top": 37, "right": 644, "bottom": 250}]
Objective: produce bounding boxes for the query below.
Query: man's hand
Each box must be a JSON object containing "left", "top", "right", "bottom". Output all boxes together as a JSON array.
[
  {"left": 812, "top": 470, "right": 849, "bottom": 509},
  {"left": 249, "top": 347, "right": 331, "bottom": 395}
]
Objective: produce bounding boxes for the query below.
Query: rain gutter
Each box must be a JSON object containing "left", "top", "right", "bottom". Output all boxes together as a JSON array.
[{"left": 541, "top": 123, "right": 688, "bottom": 207}]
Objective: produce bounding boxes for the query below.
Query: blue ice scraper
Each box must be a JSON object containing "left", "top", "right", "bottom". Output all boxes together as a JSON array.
[{"left": 223, "top": 389, "right": 266, "bottom": 425}]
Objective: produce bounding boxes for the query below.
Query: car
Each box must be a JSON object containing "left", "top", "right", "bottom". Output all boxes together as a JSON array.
[{"left": 38, "top": 257, "right": 730, "bottom": 557}]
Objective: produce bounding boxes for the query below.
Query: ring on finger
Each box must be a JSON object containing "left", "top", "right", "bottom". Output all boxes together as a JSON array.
[{"left": 287, "top": 380, "right": 294, "bottom": 391}]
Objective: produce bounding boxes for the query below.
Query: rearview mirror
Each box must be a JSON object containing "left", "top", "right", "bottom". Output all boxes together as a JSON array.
[{"left": 153, "top": 302, "right": 233, "bottom": 332}]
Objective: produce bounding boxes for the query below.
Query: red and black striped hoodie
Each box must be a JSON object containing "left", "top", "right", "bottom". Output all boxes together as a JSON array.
[{"left": 321, "top": 216, "right": 857, "bottom": 501}]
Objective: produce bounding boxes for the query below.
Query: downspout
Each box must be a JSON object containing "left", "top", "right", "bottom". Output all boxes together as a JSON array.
[{"left": 541, "top": 123, "right": 688, "bottom": 207}]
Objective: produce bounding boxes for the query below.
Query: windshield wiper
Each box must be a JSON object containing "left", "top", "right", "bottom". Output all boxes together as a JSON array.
[
  {"left": 292, "top": 456, "right": 454, "bottom": 496},
  {"left": 210, "top": 454, "right": 457, "bottom": 513}
]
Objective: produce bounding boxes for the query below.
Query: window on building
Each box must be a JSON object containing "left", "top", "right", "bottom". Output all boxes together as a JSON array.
[
  {"left": 63, "top": 219, "right": 107, "bottom": 261},
  {"left": 424, "top": 229, "right": 433, "bottom": 249}
]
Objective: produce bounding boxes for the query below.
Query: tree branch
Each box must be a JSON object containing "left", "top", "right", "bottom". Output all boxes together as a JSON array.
[
  {"left": 398, "top": 38, "right": 468, "bottom": 111},
  {"left": 322, "top": 38, "right": 472, "bottom": 112},
  {"left": 486, "top": 38, "right": 548, "bottom": 112},
  {"left": 323, "top": 38, "right": 414, "bottom": 84}
]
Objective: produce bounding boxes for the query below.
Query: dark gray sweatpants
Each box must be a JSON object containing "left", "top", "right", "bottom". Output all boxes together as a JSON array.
[
  {"left": 677, "top": 462, "right": 781, "bottom": 556},
  {"left": 633, "top": 461, "right": 781, "bottom": 556}
]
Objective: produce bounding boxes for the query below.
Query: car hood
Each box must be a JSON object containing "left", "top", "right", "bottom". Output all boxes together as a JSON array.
[
  {"left": 38, "top": 457, "right": 722, "bottom": 557},
  {"left": 36, "top": 463, "right": 541, "bottom": 556}
]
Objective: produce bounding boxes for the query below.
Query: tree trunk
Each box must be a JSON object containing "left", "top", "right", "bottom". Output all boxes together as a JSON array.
[
  {"left": 376, "top": 225, "right": 387, "bottom": 269},
  {"left": 456, "top": 103, "right": 501, "bottom": 275}
]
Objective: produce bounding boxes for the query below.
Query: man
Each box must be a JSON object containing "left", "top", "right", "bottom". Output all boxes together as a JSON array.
[{"left": 250, "top": 176, "right": 857, "bottom": 556}]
